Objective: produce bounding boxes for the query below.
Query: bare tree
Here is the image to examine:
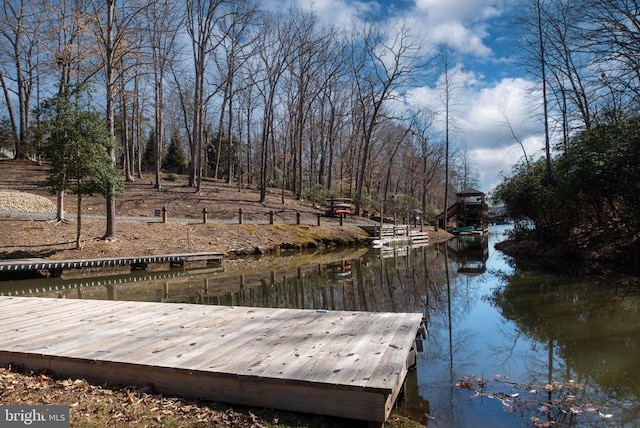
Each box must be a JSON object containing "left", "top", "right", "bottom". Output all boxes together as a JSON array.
[
  {"left": 350, "top": 21, "right": 425, "bottom": 215},
  {"left": 436, "top": 45, "right": 459, "bottom": 226},
  {"left": 542, "top": 0, "right": 593, "bottom": 145},
  {"left": 185, "top": 0, "right": 226, "bottom": 193},
  {"left": 0, "top": 0, "right": 45, "bottom": 159},
  {"left": 211, "top": 0, "right": 258, "bottom": 183},
  {"left": 252, "top": 14, "right": 292, "bottom": 203},
  {"left": 235, "top": 67, "right": 258, "bottom": 186},
  {"left": 96, "top": 0, "right": 119, "bottom": 238},
  {"left": 316, "top": 78, "right": 350, "bottom": 191},
  {"left": 452, "top": 141, "right": 479, "bottom": 191},
  {"left": 145, "top": 0, "right": 183, "bottom": 189},
  {"left": 517, "top": 0, "right": 553, "bottom": 183},
  {"left": 410, "top": 110, "right": 440, "bottom": 217},
  {"left": 89, "top": 0, "right": 148, "bottom": 239},
  {"left": 499, "top": 110, "right": 530, "bottom": 168},
  {"left": 582, "top": 0, "right": 640, "bottom": 121},
  {"left": 379, "top": 121, "right": 411, "bottom": 201},
  {"left": 283, "top": 8, "right": 341, "bottom": 200}
]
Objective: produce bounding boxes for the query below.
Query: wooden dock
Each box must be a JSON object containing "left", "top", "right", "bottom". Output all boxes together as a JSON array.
[
  {"left": 0, "top": 252, "right": 223, "bottom": 279},
  {"left": 0, "top": 296, "right": 423, "bottom": 425},
  {"left": 361, "top": 225, "right": 430, "bottom": 247}
]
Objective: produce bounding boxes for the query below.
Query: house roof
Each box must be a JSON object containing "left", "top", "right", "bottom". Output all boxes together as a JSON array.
[{"left": 456, "top": 187, "right": 485, "bottom": 196}]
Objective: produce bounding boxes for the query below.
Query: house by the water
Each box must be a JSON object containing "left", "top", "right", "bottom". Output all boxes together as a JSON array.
[{"left": 438, "top": 187, "right": 489, "bottom": 234}]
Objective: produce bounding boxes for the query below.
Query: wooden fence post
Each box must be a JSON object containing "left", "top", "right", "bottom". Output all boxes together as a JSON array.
[
  {"left": 269, "top": 211, "right": 274, "bottom": 224},
  {"left": 238, "top": 208, "right": 243, "bottom": 224},
  {"left": 296, "top": 212, "right": 301, "bottom": 225},
  {"left": 317, "top": 213, "right": 321, "bottom": 226},
  {"left": 162, "top": 206, "right": 167, "bottom": 223},
  {"left": 202, "top": 208, "right": 208, "bottom": 223}
]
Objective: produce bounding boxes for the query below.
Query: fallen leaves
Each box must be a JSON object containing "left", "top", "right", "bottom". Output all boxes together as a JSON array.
[
  {"left": 455, "top": 375, "right": 616, "bottom": 427},
  {"left": 0, "top": 366, "right": 356, "bottom": 427}
]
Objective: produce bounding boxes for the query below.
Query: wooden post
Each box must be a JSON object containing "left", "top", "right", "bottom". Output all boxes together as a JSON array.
[
  {"left": 238, "top": 208, "right": 243, "bottom": 224},
  {"left": 269, "top": 210, "right": 274, "bottom": 224},
  {"left": 162, "top": 206, "right": 167, "bottom": 223},
  {"left": 202, "top": 208, "right": 208, "bottom": 223},
  {"left": 339, "top": 214, "right": 343, "bottom": 226},
  {"left": 296, "top": 211, "right": 301, "bottom": 225},
  {"left": 317, "top": 213, "right": 321, "bottom": 226},
  {"left": 379, "top": 200, "right": 383, "bottom": 240}
]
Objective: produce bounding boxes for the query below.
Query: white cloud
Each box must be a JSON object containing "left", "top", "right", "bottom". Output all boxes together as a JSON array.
[
  {"left": 461, "top": 77, "right": 545, "bottom": 192},
  {"left": 415, "top": 0, "right": 502, "bottom": 22},
  {"left": 471, "top": 134, "right": 544, "bottom": 193},
  {"left": 407, "top": 75, "right": 544, "bottom": 192},
  {"left": 409, "top": 0, "right": 509, "bottom": 59},
  {"left": 430, "top": 22, "right": 492, "bottom": 56},
  {"left": 460, "top": 77, "right": 539, "bottom": 148},
  {"left": 296, "top": 0, "right": 368, "bottom": 29}
]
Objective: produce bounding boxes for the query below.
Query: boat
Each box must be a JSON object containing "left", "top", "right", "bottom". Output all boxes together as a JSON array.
[{"left": 452, "top": 225, "right": 475, "bottom": 234}]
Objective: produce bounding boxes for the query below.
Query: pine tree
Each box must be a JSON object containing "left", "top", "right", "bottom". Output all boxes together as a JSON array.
[
  {"left": 163, "top": 133, "right": 186, "bottom": 170},
  {"left": 142, "top": 132, "right": 157, "bottom": 171}
]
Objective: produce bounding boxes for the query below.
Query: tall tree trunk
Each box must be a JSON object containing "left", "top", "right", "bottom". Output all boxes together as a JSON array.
[
  {"left": 536, "top": 0, "right": 552, "bottom": 183},
  {"left": 104, "top": 0, "right": 117, "bottom": 239},
  {"left": 226, "top": 78, "right": 234, "bottom": 184},
  {"left": 154, "top": 67, "right": 164, "bottom": 188},
  {"left": 56, "top": 190, "right": 65, "bottom": 222},
  {"left": 214, "top": 84, "right": 229, "bottom": 180},
  {"left": 75, "top": 192, "right": 82, "bottom": 249}
]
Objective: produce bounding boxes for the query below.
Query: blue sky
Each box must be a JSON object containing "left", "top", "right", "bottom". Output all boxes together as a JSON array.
[{"left": 264, "top": 0, "right": 546, "bottom": 196}]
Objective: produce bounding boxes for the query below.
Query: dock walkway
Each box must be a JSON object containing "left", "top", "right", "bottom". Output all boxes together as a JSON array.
[
  {"left": 0, "top": 252, "right": 223, "bottom": 279},
  {"left": 0, "top": 296, "right": 422, "bottom": 425}
]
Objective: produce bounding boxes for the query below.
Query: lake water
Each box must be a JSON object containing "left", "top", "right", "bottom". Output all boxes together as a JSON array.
[{"left": 3, "top": 225, "right": 640, "bottom": 427}]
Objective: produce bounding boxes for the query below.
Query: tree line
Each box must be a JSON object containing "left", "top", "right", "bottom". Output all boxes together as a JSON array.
[
  {"left": 496, "top": 0, "right": 640, "bottom": 251},
  {"left": 1, "top": 0, "right": 475, "bottom": 240},
  {"left": 3, "top": 0, "right": 639, "bottom": 243}
]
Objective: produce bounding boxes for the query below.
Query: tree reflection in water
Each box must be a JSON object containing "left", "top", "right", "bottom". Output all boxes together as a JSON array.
[{"left": 10, "top": 226, "right": 640, "bottom": 426}]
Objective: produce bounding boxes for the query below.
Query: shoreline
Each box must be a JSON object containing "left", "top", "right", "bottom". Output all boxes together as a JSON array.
[{"left": 1, "top": 217, "right": 453, "bottom": 262}]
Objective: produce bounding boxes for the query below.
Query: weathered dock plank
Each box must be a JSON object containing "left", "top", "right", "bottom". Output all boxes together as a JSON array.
[{"left": 0, "top": 296, "right": 422, "bottom": 424}]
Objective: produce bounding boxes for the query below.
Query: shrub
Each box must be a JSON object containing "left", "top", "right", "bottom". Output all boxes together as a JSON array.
[{"left": 304, "top": 185, "right": 334, "bottom": 205}]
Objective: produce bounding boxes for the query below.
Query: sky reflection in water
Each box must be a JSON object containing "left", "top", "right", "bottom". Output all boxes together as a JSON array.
[
  {"left": 417, "top": 225, "right": 640, "bottom": 427},
  {"left": 8, "top": 225, "right": 640, "bottom": 427}
]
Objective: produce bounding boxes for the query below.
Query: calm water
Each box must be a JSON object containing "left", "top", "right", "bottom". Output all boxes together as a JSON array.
[{"left": 3, "top": 225, "right": 640, "bottom": 427}]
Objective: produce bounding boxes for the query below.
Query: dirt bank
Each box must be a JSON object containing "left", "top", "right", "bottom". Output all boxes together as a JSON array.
[{"left": 495, "top": 231, "right": 640, "bottom": 268}]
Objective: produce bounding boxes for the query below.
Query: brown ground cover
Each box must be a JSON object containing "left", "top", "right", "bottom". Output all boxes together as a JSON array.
[{"left": 0, "top": 159, "right": 397, "bottom": 260}]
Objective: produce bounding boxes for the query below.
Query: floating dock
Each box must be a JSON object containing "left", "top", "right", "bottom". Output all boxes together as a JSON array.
[{"left": 0, "top": 296, "right": 423, "bottom": 425}]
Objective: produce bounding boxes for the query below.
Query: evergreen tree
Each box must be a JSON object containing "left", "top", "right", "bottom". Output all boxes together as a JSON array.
[
  {"left": 40, "top": 94, "right": 123, "bottom": 248},
  {"left": 142, "top": 132, "right": 157, "bottom": 171},
  {"left": 163, "top": 133, "right": 186, "bottom": 170}
]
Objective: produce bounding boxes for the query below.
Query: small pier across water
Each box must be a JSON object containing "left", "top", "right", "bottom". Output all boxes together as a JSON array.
[
  {"left": 0, "top": 252, "right": 223, "bottom": 279},
  {"left": 0, "top": 296, "right": 423, "bottom": 425},
  {"left": 361, "top": 225, "right": 430, "bottom": 246}
]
